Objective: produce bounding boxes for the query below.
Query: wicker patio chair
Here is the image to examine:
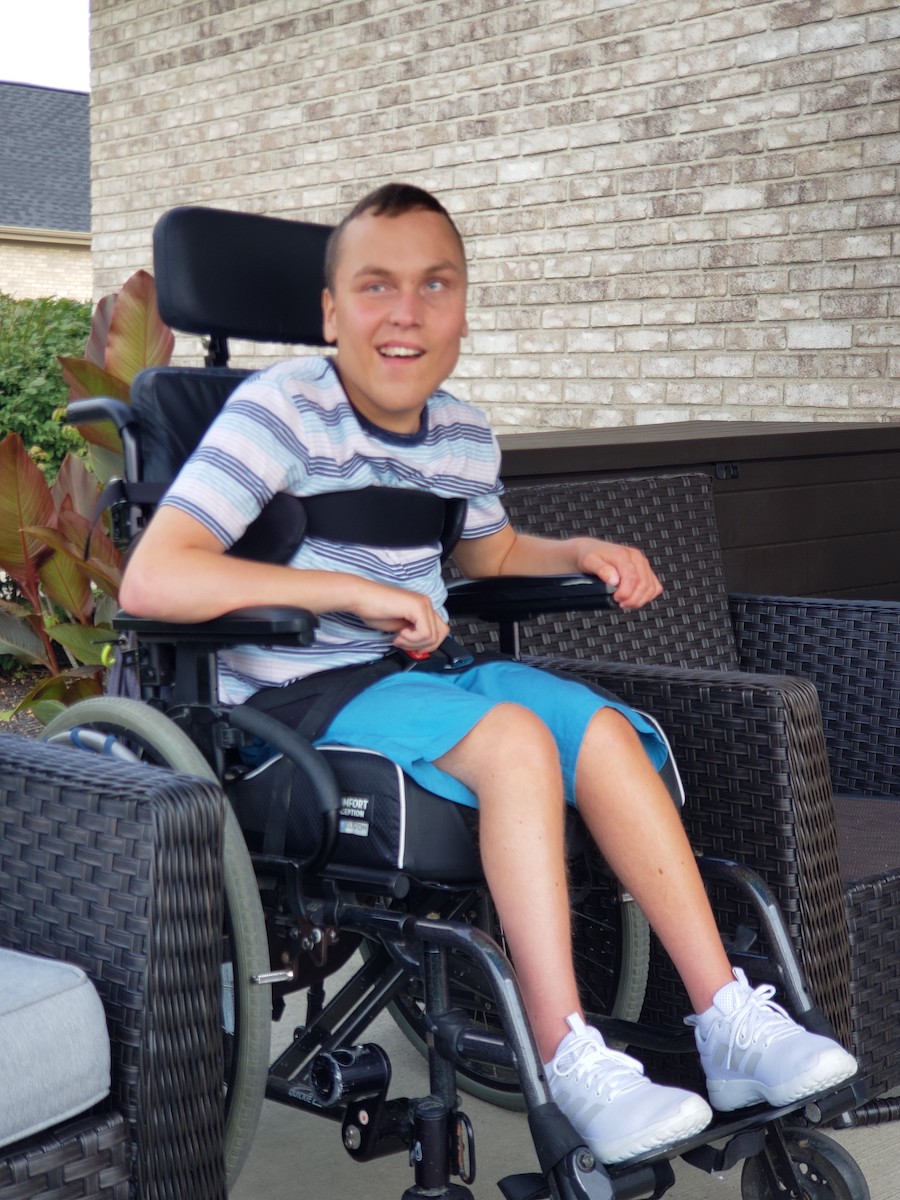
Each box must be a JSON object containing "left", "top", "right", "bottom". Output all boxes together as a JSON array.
[
  {"left": 0, "top": 734, "right": 227, "bottom": 1200},
  {"left": 456, "top": 470, "right": 900, "bottom": 1122}
]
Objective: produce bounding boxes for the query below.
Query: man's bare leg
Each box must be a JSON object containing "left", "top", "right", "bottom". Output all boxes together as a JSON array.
[
  {"left": 434, "top": 702, "right": 581, "bottom": 1060},
  {"left": 574, "top": 708, "right": 733, "bottom": 1014}
]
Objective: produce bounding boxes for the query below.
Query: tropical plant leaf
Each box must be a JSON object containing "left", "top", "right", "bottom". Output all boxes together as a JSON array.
[
  {"left": 0, "top": 597, "right": 29, "bottom": 618},
  {"left": 44, "top": 503, "right": 124, "bottom": 598},
  {"left": 86, "top": 442, "right": 124, "bottom": 486},
  {"left": 1, "top": 668, "right": 102, "bottom": 723},
  {"left": 58, "top": 355, "right": 131, "bottom": 404},
  {"left": 28, "top": 699, "right": 68, "bottom": 724},
  {"left": 51, "top": 451, "right": 101, "bottom": 521},
  {"left": 105, "top": 269, "right": 175, "bottom": 383},
  {"left": 84, "top": 293, "right": 118, "bottom": 366},
  {"left": 30, "top": 521, "right": 122, "bottom": 611},
  {"left": 37, "top": 548, "right": 93, "bottom": 622},
  {"left": 0, "top": 432, "right": 56, "bottom": 583},
  {"left": 0, "top": 611, "right": 52, "bottom": 667},
  {"left": 51, "top": 621, "right": 115, "bottom": 665}
]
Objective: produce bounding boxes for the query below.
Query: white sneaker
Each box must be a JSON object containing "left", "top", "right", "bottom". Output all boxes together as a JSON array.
[
  {"left": 686, "top": 969, "right": 858, "bottom": 1111},
  {"left": 544, "top": 1014, "right": 712, "bottom": 1164}
]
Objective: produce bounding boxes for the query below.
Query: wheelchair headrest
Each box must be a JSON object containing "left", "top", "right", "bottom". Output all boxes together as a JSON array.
[{"left": 153, "top": 206, "right": 333, "bottom": 347}]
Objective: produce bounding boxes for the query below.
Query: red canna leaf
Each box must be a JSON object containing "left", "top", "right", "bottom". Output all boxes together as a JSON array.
[
  {"left": 0, "top": 433, "right": 57, "bottom": 586},
  {"left": 51, "top": 452, "right": 102, "bottom": 521},
  {"left": 105, "top": 269, "right": 174, "bottom": 384},
  {"left": 84, "top": 293, "right": 118, "bottom": 367}
]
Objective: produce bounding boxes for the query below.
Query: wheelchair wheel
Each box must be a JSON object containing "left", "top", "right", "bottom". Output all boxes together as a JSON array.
[
  {"left": 740, "top": 1128, "right": 870, "bottom": 1200},
  {"left": 378, "top": 863, "right": 650, "bottom": 1111},
  {"left": 40, "top": 697, "right": 271, "bottom": 1191}
]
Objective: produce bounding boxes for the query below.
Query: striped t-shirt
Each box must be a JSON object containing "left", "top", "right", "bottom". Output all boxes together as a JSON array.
[{"left": 162, "top": 356, "right": 508, "bottom": 702}]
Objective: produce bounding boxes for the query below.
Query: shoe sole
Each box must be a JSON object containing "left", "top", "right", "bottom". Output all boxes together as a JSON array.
[
  {"left": 600, "top": 1100, "right": 713, "bottom": 1165},
  {"left": 706, "top": 1058, "right": 857, "bottom": 1112}
]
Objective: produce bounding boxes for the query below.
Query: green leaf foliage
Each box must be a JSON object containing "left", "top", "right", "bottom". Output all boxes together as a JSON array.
[
  {"left": 0, "top": 270, "right": 170, "bottom": 712},
  {"left": 0, "top": 293, "right": 92, "bottom": 475}
]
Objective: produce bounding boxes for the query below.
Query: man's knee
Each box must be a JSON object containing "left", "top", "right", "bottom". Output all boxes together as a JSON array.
[
  {"left": 585, "top": 706, "right": 642, "bottom": 749},
  {"left": 484, "top": 701, "right": 557, "bottom": 753},
  {"left": 439, "top": 702, "right": 559, "bottom": 780}
]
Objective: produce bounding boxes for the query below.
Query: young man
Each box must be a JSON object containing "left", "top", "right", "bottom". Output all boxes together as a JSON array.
[{"left": 120, "top": 183, "right": 856, "bottom": 1165}]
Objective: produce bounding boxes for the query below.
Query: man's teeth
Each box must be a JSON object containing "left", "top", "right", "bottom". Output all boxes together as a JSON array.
[{"left": 380, "top": 347, "right": 422, "bottom": 357}]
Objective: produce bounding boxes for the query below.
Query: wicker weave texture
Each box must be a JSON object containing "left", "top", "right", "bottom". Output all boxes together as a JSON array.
[
  {"left": 457, "top": 472, "right": 740, "bottom": 670},
  {"left": 0, "top": 1113, "right": 129, "bottom": 1200},
  {"left": 731, "top": 593, "right": 899, "bottom": 799},
  {"left": 0, "top": 736, "right": 227, "bottom": 1200},
  {"left": 486, "top": 471, "right": 900, "bottom": 1102}
]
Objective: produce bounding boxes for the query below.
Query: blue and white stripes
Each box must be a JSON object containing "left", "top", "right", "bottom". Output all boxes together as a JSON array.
[{"left": 162, "top": 356, "right": 507, "bottom": 702}]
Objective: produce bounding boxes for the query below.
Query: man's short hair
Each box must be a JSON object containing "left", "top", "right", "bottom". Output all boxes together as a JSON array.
[{"left": 324, "top": 183, "right": 466, "bottom": 291}]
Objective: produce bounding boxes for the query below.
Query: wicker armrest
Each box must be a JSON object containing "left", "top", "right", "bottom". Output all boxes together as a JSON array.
[
  {"left": 729, "top": 593, "right": 900, "bottom": 797},
  {"left": 529, "top": 654, "right": 852, "bottom": 1049},
  {"left": 0, "top": 735, "right": 227, "bottom": 1200}
]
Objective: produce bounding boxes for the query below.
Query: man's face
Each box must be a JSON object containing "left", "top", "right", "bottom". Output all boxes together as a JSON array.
[{"left": 322, "top": 207, "right": 469, "bottom": 434}]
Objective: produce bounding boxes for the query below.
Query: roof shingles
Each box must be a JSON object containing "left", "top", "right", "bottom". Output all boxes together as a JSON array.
[{"left": 0, "top": 82, "right": 90, "bottom": 233}]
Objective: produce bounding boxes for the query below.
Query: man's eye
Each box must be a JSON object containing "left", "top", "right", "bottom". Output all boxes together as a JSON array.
[{"left": 424, "top": 279, "right": 446, "bottom": 292}]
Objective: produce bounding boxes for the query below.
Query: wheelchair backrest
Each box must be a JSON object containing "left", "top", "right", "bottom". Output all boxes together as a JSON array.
[
  {"left": 153, "top": 205, "right": 333, "bottom": 363},
  {"left": 131, "top": 366, "right": 251, "bottom": 482},
  {"left": 128, "top": 206, "right": 334, "bottom": 486}
]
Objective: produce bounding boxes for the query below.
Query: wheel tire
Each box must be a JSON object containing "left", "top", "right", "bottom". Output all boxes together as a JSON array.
[
  {"left": 740, "top": 1128, "right": 870, "bottom": 1200},
  {"left": 41, "top": 697, "right": 271, "bottom": 1191},
  {"left": 374, "top": 861, "right": 650, "bottom": 1112}
]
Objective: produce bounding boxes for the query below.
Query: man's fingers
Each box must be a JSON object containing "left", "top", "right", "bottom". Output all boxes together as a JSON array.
[{"left": 581, "top": 544, "right": 662, "bottom": 610}]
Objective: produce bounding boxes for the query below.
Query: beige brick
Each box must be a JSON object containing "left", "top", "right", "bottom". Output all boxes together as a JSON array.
[{"left": 86, "top": 0, "right": 899, "bottom": 427}]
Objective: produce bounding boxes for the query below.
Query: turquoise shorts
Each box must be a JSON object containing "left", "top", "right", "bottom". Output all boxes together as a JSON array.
[{"left": 317, "top": 659, "right": 668, "bottom": 810}]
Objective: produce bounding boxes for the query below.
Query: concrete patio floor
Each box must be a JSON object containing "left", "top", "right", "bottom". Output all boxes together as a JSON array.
[{"left": 231, "top": 961, "right": 896, "bottom": 1200}]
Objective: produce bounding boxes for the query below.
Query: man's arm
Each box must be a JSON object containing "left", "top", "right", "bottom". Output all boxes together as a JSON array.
[
  {"left": 451, "top": 524, "right": 662, "bottom": 611},
  {"left": 118, "top": 506, "right": 450, "bottom": 651}
]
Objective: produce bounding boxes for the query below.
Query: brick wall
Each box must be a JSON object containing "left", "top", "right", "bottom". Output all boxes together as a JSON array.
[
  {"left": 89, "top": 0, "right": 899, "bottom": 430},
  {"left": 0, "top": 234, "right": 92, "bottom": 301}
]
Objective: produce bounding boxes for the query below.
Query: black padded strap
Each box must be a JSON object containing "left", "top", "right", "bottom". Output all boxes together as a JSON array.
[
  {"left": 230, "top": 488, "right": 467, "bottom": 564},
  {"left": 302, "top": 487, "right": 464, "bottom": 552}
]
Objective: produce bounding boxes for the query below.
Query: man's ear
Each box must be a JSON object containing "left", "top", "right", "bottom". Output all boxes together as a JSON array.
[{"left": 322, "top": 288, "right": 337, "bottom": 344}]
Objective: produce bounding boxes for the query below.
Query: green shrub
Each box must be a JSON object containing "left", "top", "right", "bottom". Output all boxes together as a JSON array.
[{"left": 0, "top": 293, "right": 92, "bottom": 475}]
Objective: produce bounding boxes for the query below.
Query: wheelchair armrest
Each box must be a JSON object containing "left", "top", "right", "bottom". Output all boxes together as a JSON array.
[
  {"left": 66, "top": 397, "right": 136, "bottom": 436},
  {"left": 114, "top": 605, "right": 317, "bottom": 646},
  {"left": 446, "top": 574, "right": 617, "bottom": 622}
]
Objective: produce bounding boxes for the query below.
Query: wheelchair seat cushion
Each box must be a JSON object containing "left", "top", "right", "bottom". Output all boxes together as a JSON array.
[
  {"left": 230, "top": 745, "right": 482, "bottom": 883},
  {"left": 0, "top": 949, "right": 111, "bottom": 1149}
]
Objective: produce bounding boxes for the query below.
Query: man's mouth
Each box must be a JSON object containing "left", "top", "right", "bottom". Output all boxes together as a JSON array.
[{"left": 378, "top": 346, "right": 424, "bottom": 359}]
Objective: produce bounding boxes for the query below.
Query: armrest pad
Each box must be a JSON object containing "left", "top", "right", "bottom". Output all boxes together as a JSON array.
[
  {"left": 114, "top": 604, "right": 317, "bottom": 645},
  {"left": 66, "top": 397, "right": 136, "bottom": 435},
  {"left": 446, "top": 574, "right": 616, "bottom": 622}
]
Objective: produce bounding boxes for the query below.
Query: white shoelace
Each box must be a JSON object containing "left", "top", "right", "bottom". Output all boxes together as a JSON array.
[
  {"left": 555, "top": 1033, "right": 647, "bottom": 1102},
  {"left": 724, "top": 982, "right": 796, "bottom": 1065}
]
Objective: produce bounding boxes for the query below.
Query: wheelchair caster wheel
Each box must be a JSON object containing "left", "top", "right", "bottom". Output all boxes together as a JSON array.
[{"left": 740, "top": 1127, "right": 869, "bottom": 1199}]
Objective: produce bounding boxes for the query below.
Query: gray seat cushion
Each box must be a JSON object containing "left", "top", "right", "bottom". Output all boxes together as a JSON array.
[{"left": 0, "top": 948, "right": 111, "bottom": 1148}]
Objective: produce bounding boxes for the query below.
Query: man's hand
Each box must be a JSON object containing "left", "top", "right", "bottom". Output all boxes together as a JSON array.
[
  {"left": 352, "top": 579, "right": 449, "bottom": 652},
  {"left": 453, "top": 526, "right": 663, "bottom": 613},
  {"left": 575, "top": 539, "right": 663, "bottom": 611}
]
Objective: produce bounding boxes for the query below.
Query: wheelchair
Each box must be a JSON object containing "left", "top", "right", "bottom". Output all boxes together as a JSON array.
[{"left": 42, "top": 205, "right": 871, "bottom": 1200}]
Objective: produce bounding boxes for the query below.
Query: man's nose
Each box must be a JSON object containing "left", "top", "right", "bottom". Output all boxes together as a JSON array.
[{"left": 389, "top": 287, "right": 423, "bottom": 326}]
